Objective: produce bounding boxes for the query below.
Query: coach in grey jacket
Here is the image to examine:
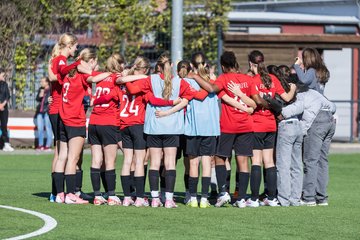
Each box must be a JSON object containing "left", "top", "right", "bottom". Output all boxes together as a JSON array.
[{"left": 271, "top": 85, "right": 336, "bottom": 206}]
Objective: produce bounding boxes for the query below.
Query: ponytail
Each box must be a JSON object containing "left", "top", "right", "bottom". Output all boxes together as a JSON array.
[
  {"left": 191, "top": 52, "right": 210, "bottom": 81},
  {"left": 163, "top": 61, "right": 172, "bottom": 100},
  {"left": 249, "top": 50, "right": 272, "bottom": 89},
  {"left": 177, "top": 60, "right": 191, "bottom": 78},
  {"left": 157, "top": 53, "right": 173, "bottom": 100},
  {"left": 51, "top": 43, "right": 61, "bottom": 59}
]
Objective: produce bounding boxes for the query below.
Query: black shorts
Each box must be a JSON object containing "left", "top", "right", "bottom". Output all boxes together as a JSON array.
[
  {"left": 121, "top": 124, "right": 147, "bottom": 150},
  {"left": 49, "top": 114, "right": 60, "bottom": 143},
  {"left": 147, "top": 135, "right": 179, "bottom": 148},
  {"left": 176, "top": 135, "right": 187, "bottom": 160},
  {"left": 216, "top": 132, "right": 254, "bottom": 158},
  {"left": 59, "top": 120, "right": 86, "bottom": 142},
  {"left": 186, "top": 136, "right": 217, "bottom": 157},
  {"left": 253, "top": 132, "right": 276, "bottom": 150},
  {"left": 88, "top": 125, "right": 119, "bottom": 146},
  {"left": 116, "top": 127, "right": 122, "bottom": 143}
]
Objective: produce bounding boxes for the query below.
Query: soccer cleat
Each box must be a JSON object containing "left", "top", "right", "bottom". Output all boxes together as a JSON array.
[
  {"left": 65, "top": 193, "right": 89, "bottom": 204},
  {"left": 200, "top": 199, "right": 211, "bottom": 209},
  {"left": 246, "top": 199, "right": 260, "bottom": 208},
  {"left": 93, "top": 196, "right": 108, "bottom": 205},
  {"left": 2, "top": 143, "right": 14, "bottom": 152},
  {"left": 299, "top": 200, "right": 317, "bottom": 207},
  {"left": 134, "top": 198, "right": 149, "bottom": 207},
  {"left": 151, "top": 198, "right": 163, "bottom": 208},
  {"left": 233, "top": 199, "right": 247, "bottom": 208},
  {"left": 75, "top": 191, "right": 93, "bottom": 201},
  {"left": 122, "top": 197, "right": 134, "bottom": 207},
  {"left": 164, "top": 199, "right": 178, "bottom": 209},
  {"left": 108, "top": 196, "right": 122, "bottom": 206},
  {"left": 187, "top": 199, "right": 198, "bottom": 208},
  {"left": 55, "top": 192, "right": 65, "bottom": 203},
  {"left": 262, "top": 198, "right": 280, "bottom": 207},
  {"left": 215, "top": 192, "right": 231, "bottom": 208}
]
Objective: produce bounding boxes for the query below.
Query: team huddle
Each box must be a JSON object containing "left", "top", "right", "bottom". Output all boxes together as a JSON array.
[{"left": 47, "top": 33, "right": 336, "bottom": 208}]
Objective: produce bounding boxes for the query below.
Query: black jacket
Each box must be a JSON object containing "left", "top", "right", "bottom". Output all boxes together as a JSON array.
[
  {"left": 36, "top": 87, "right": 51, "bottom": 114},
  {"left": 0, "top": 81, "right": 10, "bottom": 108}
]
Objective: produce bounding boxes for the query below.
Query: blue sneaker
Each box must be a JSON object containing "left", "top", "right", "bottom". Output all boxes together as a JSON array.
[{"left": 49, "top": 193, "right": 56, "bottom": 203}]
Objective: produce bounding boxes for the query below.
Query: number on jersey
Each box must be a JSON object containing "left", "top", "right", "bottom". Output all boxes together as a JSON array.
[
  {"left": 62, "top": 82, "right": 70, "bottom": 102},
  {"left": 120, "top": 95, "right": 139, "bottom": 117},
  {"left": 94, "top": 87, "right": 111, "bottom": 107},
  {"left": 234, "top": 96, "right": 247, "bottom": 112}
]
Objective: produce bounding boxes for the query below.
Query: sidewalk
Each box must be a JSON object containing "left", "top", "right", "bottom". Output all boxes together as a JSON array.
[{"left": 0, "top": 143, "right": 359, "bottom": 155}]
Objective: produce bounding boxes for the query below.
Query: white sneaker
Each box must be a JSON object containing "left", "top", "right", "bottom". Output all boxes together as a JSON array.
[
  {"left": 317, "top": 202, "right": 328, "bottom": 206},
  {"left": 214, "top": 192, "right": 231, "bottom": 208},
  {"left": 262, "top": 198, "right": 280, "bottom": 207},
  {"left": 299, "top": 200, "right": 317, "bottom": 207},
  {"left": 246, "top": 198, "right": 260, "bottom": 208},
  {"left": 233, "top": 199, "right": 247, "bottom": 208},
  {"left": 3, "top": 143, "right": 14, "bottom": 152}
]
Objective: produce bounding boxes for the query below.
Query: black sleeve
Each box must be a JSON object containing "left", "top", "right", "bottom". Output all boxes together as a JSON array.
[{"left": 35, "top": 88, "right": 43, "bottom": 102}]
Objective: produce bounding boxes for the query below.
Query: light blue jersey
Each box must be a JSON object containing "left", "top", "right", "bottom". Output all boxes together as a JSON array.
[
  {"left": 144, "top": 74, "right": 184, "bottom": 135},
  {"left": 183, "top": 78, "right": 220, "bottom": 136}
]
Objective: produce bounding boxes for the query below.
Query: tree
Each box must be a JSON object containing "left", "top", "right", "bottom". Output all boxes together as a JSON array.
[{"left": 0, "top": 0, "right": 52, "bottom": 108}]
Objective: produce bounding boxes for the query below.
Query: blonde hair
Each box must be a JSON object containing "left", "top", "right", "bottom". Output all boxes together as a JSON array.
[
  {"left": 191, "top": 52, "right": 210, "bottom": 82},
  {"left": 157, "top": 53, "right": 172, "bottom": 100},
  {"left": 105, "top": 53, "right": 125, "bottom": 73},
  {"left": 177, "top": 60, "right": 191, "bottom": 78},
  {"left": 51, "top": 33, "right": 78, "bottom": 59},
  {"left": 68, "top": 48, "right": 96, "bottom": 77},
  {"left": 302, "top": 48, "right": 330, "bottom": 84},
  {"left": 128, "top": 56, "right": 150, "bottom": 75}
]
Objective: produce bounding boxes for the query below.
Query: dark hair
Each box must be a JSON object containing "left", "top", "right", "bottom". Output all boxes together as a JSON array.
[
  {"left": 0, "top": 67, "right": 4, "bottom": 73},
  {"left": 267, "top": 65, "right": 278, "bottom": 76},
  {"left": 220, "top": 51, "right": 238, "bottom": 73},
  {"left": 248, "top": 50, "right": 272, "bottom": 89},
  {"left": 276, "top": 65, "right": 291, "bottom": 93},
  {"left": 177, "top": 60, "right": 191, "bottom": 78}
]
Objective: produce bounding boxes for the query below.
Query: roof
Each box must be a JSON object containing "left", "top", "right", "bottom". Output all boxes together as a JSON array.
[{"left": 228, "top": 11, "right": 360, "bottom": 25}]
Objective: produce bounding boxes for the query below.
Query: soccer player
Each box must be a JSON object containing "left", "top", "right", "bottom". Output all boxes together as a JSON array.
[
  {"left": 53, "top": 48, "right": 97, "bottom": 204},
  {"left": 189, "top": 51, "right": 256, "bottom": 208},
  {"left": 87, "top": 53, "right": 125, "bottom": 206},
  {"left": 120, "top": 53, "right": 196, "bottom": 208},
  {"left": 48, "top": 33, "right": 89, "bottom": 202},
  {"left": 232, "top": 50, "right": 296, "bottom": 207}
]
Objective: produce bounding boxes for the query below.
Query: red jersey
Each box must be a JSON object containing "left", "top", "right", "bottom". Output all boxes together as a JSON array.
[
  {"left": 59, "top": 71, "right": 94, "bottom": 127},
  {"left": 89, "top": 73, "right": 119, "bottom": 126},
  {"left": 250, "top": 74, "right": 285, "bottom": 132},
  {"left": 214, "top": 72, "right": 254, "bottom": 133},
  {"left": 125, "top": 75, "right": 196, "bottom": 101},
  {"left": 49, "top": 55, "right": 80, "bottom": 115},
  {"left": 119, "top": 79, "right": 148, "bottom": 129}
]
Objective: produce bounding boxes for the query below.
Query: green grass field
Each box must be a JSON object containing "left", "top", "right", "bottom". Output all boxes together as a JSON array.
[{"left": 0, "top": 153, "right": 359, "bottom": 239}]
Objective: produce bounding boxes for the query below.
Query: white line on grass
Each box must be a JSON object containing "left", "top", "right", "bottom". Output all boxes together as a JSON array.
[{"left": 0, "top": 205, "right": 57, "bottom": 240}]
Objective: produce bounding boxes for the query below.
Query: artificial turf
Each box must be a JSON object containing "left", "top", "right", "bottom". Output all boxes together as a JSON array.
[{"left": 0, "top": 153, "right": 359, "bottom": 239}]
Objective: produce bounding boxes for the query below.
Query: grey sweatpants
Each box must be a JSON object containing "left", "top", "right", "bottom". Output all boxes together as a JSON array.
[
  {"left": 303, "top": 110, "right": 336, "bottom": 203},
  {"left": 276, "top": 119, "right": 303, "bottom": 206}
]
